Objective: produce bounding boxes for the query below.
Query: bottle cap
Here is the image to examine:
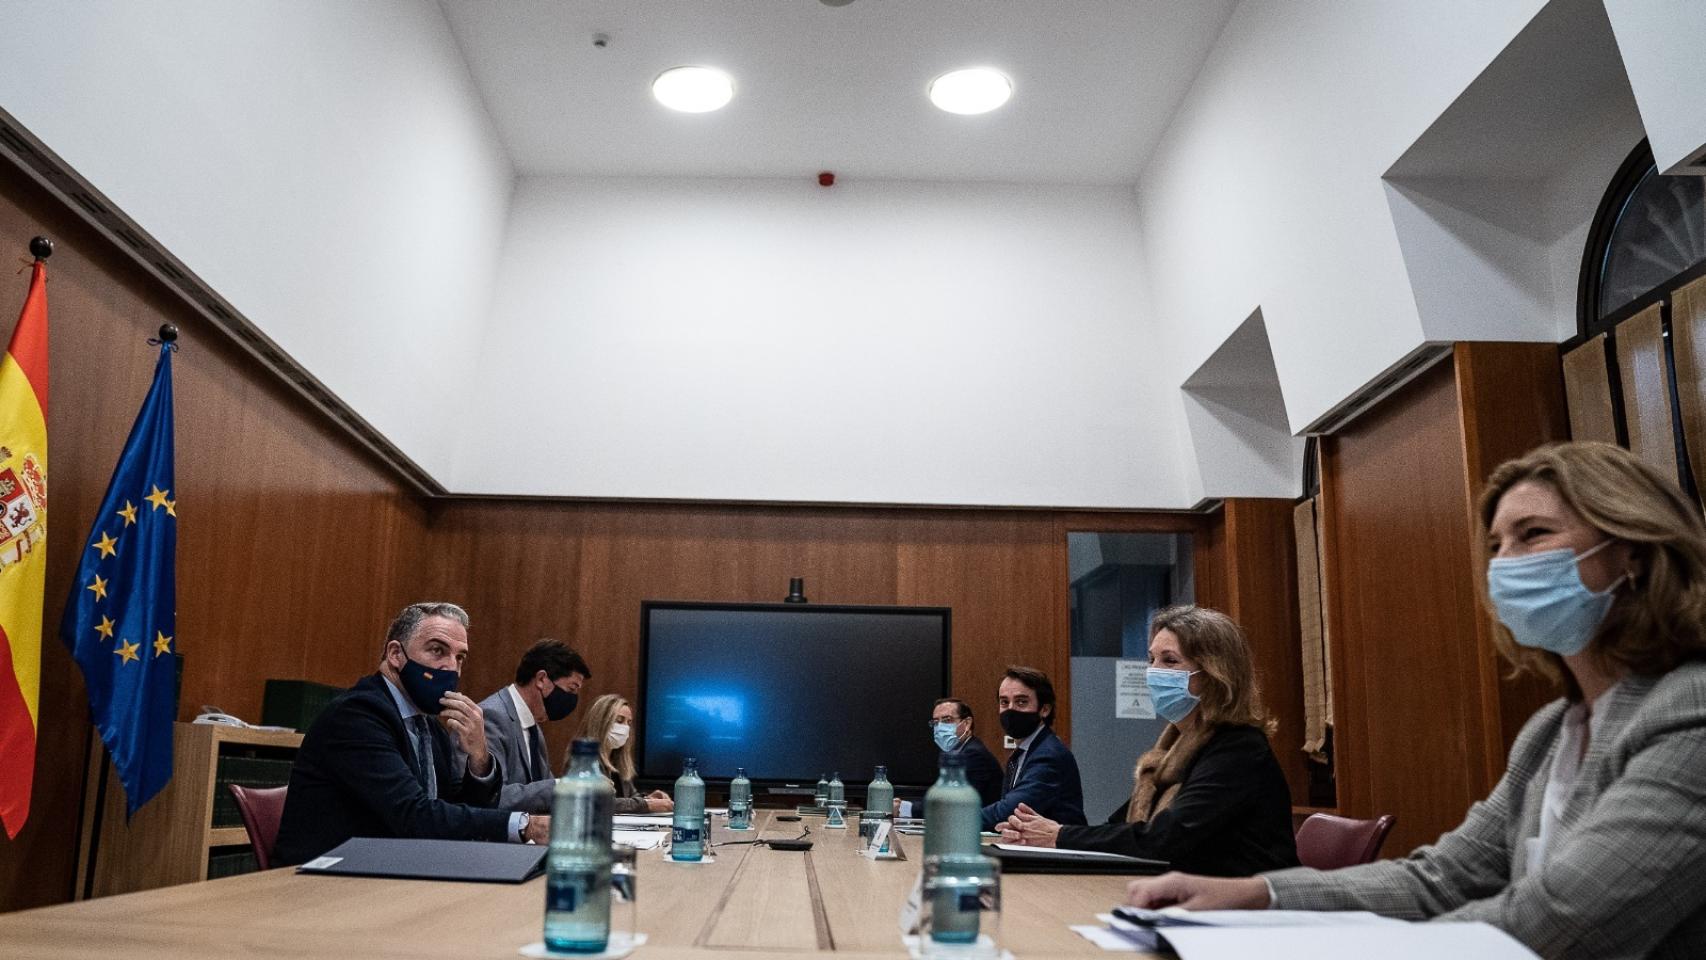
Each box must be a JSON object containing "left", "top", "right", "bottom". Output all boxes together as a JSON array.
[
  {"left": 570, "top": 738, "right": 600, "bottom": 756},
  {"left": 939, "top": 753, "right": 968, "bottom": 769}
]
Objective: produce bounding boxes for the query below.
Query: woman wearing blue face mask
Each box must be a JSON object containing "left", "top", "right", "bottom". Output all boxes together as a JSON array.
[
  {"left": 1000, "top": 605, "right": 1299, "bottom": 876},
  {"left": 1127, "top": 442, "right": 1706, "bottom": 960}
]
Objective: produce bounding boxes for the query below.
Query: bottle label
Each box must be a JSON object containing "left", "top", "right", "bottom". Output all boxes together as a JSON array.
[
  {"left": 673, "top": 826, "right": 702, "bottom": 844},
  {"left": 547, "top": 871, "right": 599, "bottom": 912},
  {"left": 548, "top": 883, "right": 579, "bottom": 913}
]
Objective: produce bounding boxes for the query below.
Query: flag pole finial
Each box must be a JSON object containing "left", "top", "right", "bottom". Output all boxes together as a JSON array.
[
  {"left": 156, "top": 324, "right": 178, "bottom": 344},
  {"left": 28, "top": 236, "right": 52, "bottom": 260}
]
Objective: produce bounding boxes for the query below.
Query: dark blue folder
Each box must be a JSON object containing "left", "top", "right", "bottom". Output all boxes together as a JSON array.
[{"left": 296, "top": 838, "right": 547, "bottom": 883}]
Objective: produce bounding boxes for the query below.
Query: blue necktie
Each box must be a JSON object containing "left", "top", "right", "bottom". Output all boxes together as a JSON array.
[{"left": 527, "top": 725, "right": 549, "bottom": 781}]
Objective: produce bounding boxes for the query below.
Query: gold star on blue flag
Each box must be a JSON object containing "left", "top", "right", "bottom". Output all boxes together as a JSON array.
[{"left": 61, "top": 342, "right": 177, "bottom": 816}]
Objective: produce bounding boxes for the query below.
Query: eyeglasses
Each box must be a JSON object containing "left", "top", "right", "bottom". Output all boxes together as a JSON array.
[{"left": 928, "top": 719, "right": 960, "bottom": 728}]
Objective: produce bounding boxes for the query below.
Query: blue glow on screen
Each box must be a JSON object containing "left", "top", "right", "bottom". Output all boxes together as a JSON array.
[{"left": 641, "top": 607, "right": 946, "bottom": 786}]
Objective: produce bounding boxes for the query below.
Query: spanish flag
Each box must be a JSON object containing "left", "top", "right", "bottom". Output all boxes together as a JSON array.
[{"left": 0, "top": 256, "right": 48, "bottom": 839}]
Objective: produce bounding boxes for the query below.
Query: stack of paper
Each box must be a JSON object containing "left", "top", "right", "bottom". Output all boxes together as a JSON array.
[
  {"left": 612, "top": 829, "right": 667, "bottom": 850},
  {"left": 1069, "top": 907, "right": 1540, "bottom": 959}
]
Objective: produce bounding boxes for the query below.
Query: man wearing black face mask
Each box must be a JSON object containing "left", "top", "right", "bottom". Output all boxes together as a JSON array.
[
  {"left": 274, "top": 602, "right": 551, "bottom": 866},
  {"left": 479, "top": 639, "right": 591, "bottom": 813},
  {"left": 979, "top": 665, "right": 1086, "bottom": 830}
]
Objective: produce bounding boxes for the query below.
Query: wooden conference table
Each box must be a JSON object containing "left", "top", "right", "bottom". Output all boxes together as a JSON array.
[{"left": 0, "top": 811, "right": 1146, "bottom": 960}]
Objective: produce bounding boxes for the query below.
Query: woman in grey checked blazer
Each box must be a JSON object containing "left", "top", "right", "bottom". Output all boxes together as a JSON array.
[{"left": 1126, "top": 442, "right": 1706, "bottom": 959}]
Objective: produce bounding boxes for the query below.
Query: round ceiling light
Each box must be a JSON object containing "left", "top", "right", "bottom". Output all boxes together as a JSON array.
[
  {"left": 652, "top": 66, "right": 735, "bottom": 113},
  {"left": 928, "top": 67, "right": 1012, "bottom": 115}
]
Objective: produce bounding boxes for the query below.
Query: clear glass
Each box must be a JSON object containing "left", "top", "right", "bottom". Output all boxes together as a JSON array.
[
  {"left": 920, "top": 854, "right": 1001, "bottom": 958},
  {"left": 609, "top": 843, "right": 638, "bottom": 949},
  {"left": 826, "top": 771, "right": 848, "bottom": 828},
  {"left": 545, "top": 748, "right": 615, "bottom": 953},
  {"left": 729, "top": 767, "right": 753, "bottom": 830},
  {"left": 671, "top": 757, "right": 706, "bottom": 861},
  {"left": 923, "top": 757, "right": 981, "bottom": 859}
]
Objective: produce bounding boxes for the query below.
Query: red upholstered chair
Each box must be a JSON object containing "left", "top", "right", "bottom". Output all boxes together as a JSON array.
[
  {"left": 227, "top": 784, "right": 288, "bottom": 871},
  {"left": 1295, "top": 812, "right": 1397, "bottom": 870}
]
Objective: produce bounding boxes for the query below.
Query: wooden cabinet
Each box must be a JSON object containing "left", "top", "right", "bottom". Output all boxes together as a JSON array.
[{"left": 75, "top": 722, "right": 301, "bottom": 899}]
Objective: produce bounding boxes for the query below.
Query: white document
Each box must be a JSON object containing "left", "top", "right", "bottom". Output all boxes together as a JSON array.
[
  {"left": 1115, "top": 660, "right": 1155, "bottom": 719},
  {"left": 1071, "top": 926, "right": 1141, "bottom": 952},
  {"left": 613, "top": 814, "right": 672, "bottom": 827},
  {"left": 1157, "top": 923, "right": 1539, "bottom": 960},
  {"left": 612, "top": 829, "right": 667, "bottom": 850},
  {"left": 1073, "top": 916, "right": 1143, "bottom": 952}
]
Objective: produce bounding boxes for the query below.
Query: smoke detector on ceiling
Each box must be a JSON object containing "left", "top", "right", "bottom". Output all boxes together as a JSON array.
[{"left": 820, "top": 0, "right": 856, "bottom": 6}]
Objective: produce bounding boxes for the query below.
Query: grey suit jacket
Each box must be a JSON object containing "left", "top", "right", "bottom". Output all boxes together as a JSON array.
[
  {"left": 1266, "top": 662, "right": 1706, "bottom": 959},
  {"left": 478, "top": 686, "right": 557, "bottom": 814}
]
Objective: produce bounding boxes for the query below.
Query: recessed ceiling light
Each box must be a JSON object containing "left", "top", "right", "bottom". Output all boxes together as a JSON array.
[
  {"left": 652, "top": 66, "right": 734, "bottom": 113},
  {"left": 928, "top": 68, "right": 1012, "bottom": 115}
]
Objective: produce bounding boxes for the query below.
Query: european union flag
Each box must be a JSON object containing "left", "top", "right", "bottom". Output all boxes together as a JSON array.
[{"left": 62, "top": 341, "right": 177, "bottom": 815}]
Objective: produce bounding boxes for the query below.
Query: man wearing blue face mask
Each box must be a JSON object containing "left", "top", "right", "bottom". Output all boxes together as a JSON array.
[
  {"left": 479, "top": 638, "right": 591, "bottom": 813},
  {"left": 930, "top": 698, "right": 1003, "bottom": 806},
  {"left": 275, "top": 602, "right": 551, "bottom": 865}
]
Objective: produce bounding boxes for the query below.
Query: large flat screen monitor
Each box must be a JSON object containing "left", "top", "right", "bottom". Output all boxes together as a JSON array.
[{"left": 638, "top": 601, "right": 951, "bottom": 788}]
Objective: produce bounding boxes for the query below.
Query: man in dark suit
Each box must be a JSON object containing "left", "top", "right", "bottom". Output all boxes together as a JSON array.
[
  {"left": 932, "top": 697, "right": 1003, "bottom": 805},
  {"left": 274, "top": 602, "right": 550, "bottom": 865},
  {"left": 979, "top": 665, "right": 1086, "bottom": 830},
  {"left": 478, "top": 639, "right": 591, "bottom": 813}
]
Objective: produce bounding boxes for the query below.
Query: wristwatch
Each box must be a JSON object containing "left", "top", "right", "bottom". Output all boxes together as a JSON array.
[{"left": 518, "top": 812, "right": 533, "bottom": 842}]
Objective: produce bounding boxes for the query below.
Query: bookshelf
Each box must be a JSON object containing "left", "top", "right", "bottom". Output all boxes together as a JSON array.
[{"left": 75, "top": 722, "right": 302, "bottom": 899}]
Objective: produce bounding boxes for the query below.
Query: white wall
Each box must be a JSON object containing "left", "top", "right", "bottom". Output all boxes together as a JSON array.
[
  {"left": 0, "top": 0, "right": 513, "bottom": 482},
  {"left": 452, "top": 177, "right": 1190, "bottom": 507},
  {"left": 1381, "top": 0, "right": 1646, "bottom": 348},
  {"left": 1136, "top": 0, "right": 1552, "bottom": 440},
  {"left": 1603, "top": 0, "right": 1706, "bottom": 174}
]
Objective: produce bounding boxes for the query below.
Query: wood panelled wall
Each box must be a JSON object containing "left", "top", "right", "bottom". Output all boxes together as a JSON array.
[
  {"left": 1196, "top": 499, "right": 1308, "bottom": 804},
  {"left": 422, "top": 504, "right": 1243, "bottom": 779},
  {"left": 0, "top": 165, "right": 434, "bottom": 911},
  {"left": 1320, "top": 342, "right": 1566, "bottom": 856}
]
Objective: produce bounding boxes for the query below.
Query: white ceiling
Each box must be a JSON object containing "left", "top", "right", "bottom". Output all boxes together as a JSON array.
[{"left": 439, "top": 0, "right": 1237, "bottom": 185}]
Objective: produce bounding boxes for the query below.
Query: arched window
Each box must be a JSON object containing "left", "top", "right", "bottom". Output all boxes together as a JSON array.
[
  {"left": 1579, "top": 140, "right": 1706, "bottom": 336},
  {"left": 1571, "top": 139, "right": 1704, "bottom": 504}
]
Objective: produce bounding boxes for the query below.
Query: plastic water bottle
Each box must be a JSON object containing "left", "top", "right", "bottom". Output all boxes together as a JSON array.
[
  {"left": 729, "top": 767, "right": 753, "bottom": 830},
  {"left": 924, "top": 753, "right": 985, "bottom": 945},
  {"left": 814, "top": 773, "right": 829, "bottom": 808},
  {"left": 924, "top": 753, "right": 981, "bottom": 859},
  {"left": 672, "top": 757, "right": 706, "bottom": 861},
  {"left": 545, "top": 739, "right": 614, "bottom": 953},
  {"left": 865, "top": 765, "right": 894, "bottom": 820}
]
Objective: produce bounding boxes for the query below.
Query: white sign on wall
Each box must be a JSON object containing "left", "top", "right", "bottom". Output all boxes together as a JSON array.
[{"left": 1115, "top": 660, "right": 1155, "bottom": 719}]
